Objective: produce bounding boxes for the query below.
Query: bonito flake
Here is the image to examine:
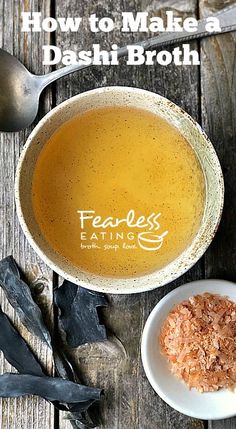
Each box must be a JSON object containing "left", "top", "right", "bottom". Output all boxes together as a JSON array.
[{"left": 160, "top": 293, "right": 236, "bottom": 392}]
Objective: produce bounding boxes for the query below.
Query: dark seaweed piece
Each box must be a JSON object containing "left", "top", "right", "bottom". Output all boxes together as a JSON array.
[
  {"left": 0, "top": 306, "right": 67, "bottom": 411},
  {"left": 0, "top": 307, "right": 44, "bottom": 377},
  {"left": 55, "top": 281, "right": 108, "bottom": 348},
  {"left": 0, "top": 373, "right": 101, "bottom": 404},
  {"left": 0, "top": 256, "right": 51, "bottom": 346},
  {"left": 0, "top": 257, "right": 103, "bottom": 428},
  {"left": 0, "top": 308, "right": 98, "bottom": 426}
]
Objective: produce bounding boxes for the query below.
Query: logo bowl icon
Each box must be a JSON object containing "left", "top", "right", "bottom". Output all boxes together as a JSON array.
[{"left": 138, "top": 231, "right": 168, "bottom": 251}]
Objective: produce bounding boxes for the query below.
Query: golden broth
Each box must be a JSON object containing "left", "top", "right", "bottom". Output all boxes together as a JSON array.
[{"left": 32, "top": 106, "right": 205, "bottom": 278}]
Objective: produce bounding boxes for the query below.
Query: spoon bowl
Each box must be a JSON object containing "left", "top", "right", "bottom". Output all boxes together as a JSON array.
[{"left": 0, "top": 49, "right": 40, "bottom": 132}]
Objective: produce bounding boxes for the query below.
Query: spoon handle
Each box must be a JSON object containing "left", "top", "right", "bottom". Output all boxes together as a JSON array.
[{"left": 38, "top": 4, "right": 236, "bottom": 89}]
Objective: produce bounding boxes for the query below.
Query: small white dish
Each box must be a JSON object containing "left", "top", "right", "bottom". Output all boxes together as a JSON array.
[{"left": 141, "top": 279, "right": 236, "bottom": 420}]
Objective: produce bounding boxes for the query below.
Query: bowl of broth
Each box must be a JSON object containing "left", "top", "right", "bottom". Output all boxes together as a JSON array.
[{"left": 15, "top": 87, "right": 224, "bottom": 294}]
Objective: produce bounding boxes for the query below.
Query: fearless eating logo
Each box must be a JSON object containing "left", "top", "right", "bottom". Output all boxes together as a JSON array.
[{"left": 77, "top": 209, "right": 168, "bottom": 251}]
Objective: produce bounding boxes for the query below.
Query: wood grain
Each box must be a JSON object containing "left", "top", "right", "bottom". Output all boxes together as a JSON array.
[
  {"left": 55, "top": 1, "right": 204, "bottom": 428},
  {"left": 199, "top": 0, "right": 236, "bottom": 427},
  {"left": 0, "top": 1, "right": 55, "bottom": 428}
]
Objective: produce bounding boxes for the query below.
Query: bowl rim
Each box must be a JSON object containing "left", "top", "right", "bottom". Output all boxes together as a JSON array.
[
  {"left": 15, "top": 86, "right": 224, "bottom": 294},
  {"left": 141, "top": 279, "right": 236, "bottom": 420}
]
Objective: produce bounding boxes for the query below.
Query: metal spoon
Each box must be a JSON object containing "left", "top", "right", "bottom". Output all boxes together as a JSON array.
[{"left": 0, "top": 4, "right": 235, "bottom": 132}]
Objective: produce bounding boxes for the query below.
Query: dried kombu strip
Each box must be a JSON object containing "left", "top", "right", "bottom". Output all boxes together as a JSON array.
[
  {"left": 0, "top": 257, "right": 104, "bottom": 428},
  {"left": 0, "top": 307, "right": 68, "bottom": 411},
  {"left": 0, "top": 320, "right": 97, "bottom": 420},
  {"left": 55, "top": 281, "right": 108, "bottom": 348},
  {"left": 54, "top": 284, "right": 106, "bottom": 427},
  {"left": 0, "top": 256, "right": 51, "bottom": 346},
  {"left": 0, "top": 373, "right": 101, "bottom": 404},
  {"left": 0, "top": 307, "right": 44, "bottom": 377}
]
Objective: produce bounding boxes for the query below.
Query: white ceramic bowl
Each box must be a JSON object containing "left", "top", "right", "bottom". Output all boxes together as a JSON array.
[
  {"left": 141, "top": 279, "right": 236, "bottom": 420},
  {"left": 15, "top": 87, "right": 224, "bottom": 294}
]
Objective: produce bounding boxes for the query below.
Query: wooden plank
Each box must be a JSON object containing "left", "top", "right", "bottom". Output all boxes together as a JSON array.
[
  {"left": 209, "top": 421, "right": 236, "bottom": 429},
  {"left": 199, "top": 0, "right": 236, "bottom": 427},
  {"left": 55, "top": 1, "right": 204, "bottom": 428},
  {"left": 0, "top": 1, "right": 55, "bottom": 428}
]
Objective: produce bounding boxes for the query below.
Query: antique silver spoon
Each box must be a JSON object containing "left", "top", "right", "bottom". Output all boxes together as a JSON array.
[{"left": 0, "top": 4, "right": 235, "bottom": 132}]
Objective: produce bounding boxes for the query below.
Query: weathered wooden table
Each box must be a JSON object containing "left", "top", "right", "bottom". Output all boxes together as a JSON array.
[{"left": 0, "top": 0, "right": 236, "bottom": 428}]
